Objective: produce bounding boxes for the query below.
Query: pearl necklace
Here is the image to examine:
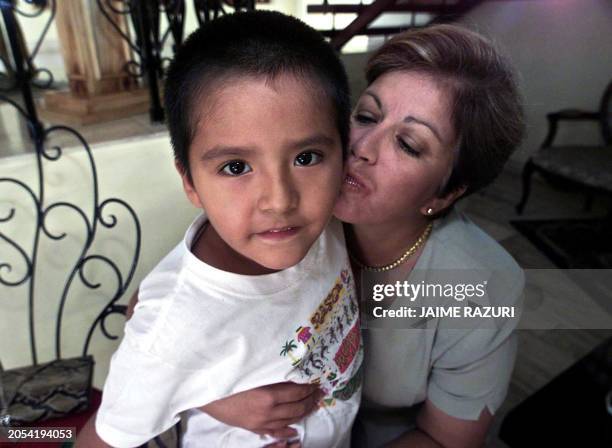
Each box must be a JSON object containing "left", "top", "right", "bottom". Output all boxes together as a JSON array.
[{"left": 350, "top": 222, "right": 433, "bottom": 272}]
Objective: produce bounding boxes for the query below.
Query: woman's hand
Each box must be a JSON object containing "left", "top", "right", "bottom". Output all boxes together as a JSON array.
[
  {"left": 200, "top": 382, "right": 324, "bottom": 440},
  {"left": 263, "top": 441, "right": 302, "bottom": 448}
]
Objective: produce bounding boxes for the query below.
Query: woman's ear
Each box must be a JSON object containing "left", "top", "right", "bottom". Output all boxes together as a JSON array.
[
  {"left": 175, "top": 160, "right": 204, "bottom": 209},
  {"left": 420, "top": 185, "right": 467, "bottom": 217}
]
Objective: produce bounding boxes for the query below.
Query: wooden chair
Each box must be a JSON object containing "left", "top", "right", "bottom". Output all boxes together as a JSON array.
[{"left": 516, "top": 80, "right": 612, "bottom": 214}]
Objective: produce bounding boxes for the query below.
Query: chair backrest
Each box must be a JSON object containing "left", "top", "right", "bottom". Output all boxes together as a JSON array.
[{"left": 600, "top": 79, "right": 612, "bottom": 145}]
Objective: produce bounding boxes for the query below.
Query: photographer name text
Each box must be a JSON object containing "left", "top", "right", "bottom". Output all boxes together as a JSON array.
[{"left": 372, "top": 306, "right": 516, "bottom": 319}]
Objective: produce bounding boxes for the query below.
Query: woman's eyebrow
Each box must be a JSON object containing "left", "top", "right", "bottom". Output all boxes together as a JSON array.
[
  {"left": 403, "top": 116, "right": 443, "bottom": 143},
  {"left": 363, "top": 91, "right": 382, "bottom": 110}
]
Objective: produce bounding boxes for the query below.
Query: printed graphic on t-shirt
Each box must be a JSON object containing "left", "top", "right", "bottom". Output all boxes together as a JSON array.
[{"left": 279, "top": 268, "right": 362, "bottom": 406}]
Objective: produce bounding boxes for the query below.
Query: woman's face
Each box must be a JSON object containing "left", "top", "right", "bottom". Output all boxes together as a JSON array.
[{"left": 334, "top": 70, "right": 459, "bottom": 226}]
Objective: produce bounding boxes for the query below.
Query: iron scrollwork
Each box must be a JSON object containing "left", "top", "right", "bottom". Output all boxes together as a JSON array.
[
  {"left": 0, "top": 0, "right": 56, "bottom": 90},
  {"left": 193, "top": 0, "right": 255, "bottom": 25},
  {"left": 96, "top": 0, "right": 189, "bottom": 122},
  {"left": 0, "top": 2, "right": 142, "bottom": 364},
  {"left": 97, "top": 0, "right": 255, "bottom": 123}
]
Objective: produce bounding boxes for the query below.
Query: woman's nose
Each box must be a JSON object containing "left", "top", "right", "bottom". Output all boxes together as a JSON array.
[
  {"left": 350, "top": 129, "right": 378, "bottom": 164},
  {"left": 258, "top": 172, "right": 299, "bottom": 215}
]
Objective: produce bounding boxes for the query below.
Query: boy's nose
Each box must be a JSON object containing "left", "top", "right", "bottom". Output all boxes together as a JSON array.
[{"left": 258, "top": 173, "right": 299, "bottom": 215}]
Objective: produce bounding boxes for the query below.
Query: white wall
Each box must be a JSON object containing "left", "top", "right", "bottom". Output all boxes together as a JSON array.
[
  {"left": 0, "top": 134, "right": 198, "bottom": 387},
  {"left": 349, "top": 0, "right": 612, "bottom": 163},
  {"left": 458, "top": 0, "right": 612, "bottom": 162}
]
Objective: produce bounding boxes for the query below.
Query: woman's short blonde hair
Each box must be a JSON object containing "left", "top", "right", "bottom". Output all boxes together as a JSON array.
[{"left": 366, "top": 24, "right": 524, "bottom": 198}]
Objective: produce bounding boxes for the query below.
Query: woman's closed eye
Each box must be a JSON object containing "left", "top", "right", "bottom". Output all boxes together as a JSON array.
[
  {"left": 352, "top": 112, "right": 377, "bottom": 125},
  {"left": 397, "top": 136, "right": 421, "bottom": 158},
  {"left": 220, "top": 160, "right": 252, "bottom": 176},
  {"left": 294, "top": 151, "right": 323, "bottom": 167}
]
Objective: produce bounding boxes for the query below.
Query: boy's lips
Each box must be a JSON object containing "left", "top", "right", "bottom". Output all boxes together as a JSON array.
[{"left": 256, "top": 226, "right": 301, "bottom": 241}]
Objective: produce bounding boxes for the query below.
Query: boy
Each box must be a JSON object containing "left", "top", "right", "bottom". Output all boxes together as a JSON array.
[{"left": 78, "top": 10, "right": 362, "bottom": 448}]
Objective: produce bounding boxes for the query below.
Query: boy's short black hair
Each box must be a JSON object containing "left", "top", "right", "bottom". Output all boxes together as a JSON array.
[{"left": 164, "top": 10, "right": 350, "bottom": 177}]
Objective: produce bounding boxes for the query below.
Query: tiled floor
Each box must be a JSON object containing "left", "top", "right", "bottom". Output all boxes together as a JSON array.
[{"left": 1, "top": 88, "right": 611, "bottom": 447}]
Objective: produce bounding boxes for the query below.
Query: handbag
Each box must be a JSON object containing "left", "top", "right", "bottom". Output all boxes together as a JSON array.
[{"left": 0, "top": 356, "right": 94, "bottom": 425}]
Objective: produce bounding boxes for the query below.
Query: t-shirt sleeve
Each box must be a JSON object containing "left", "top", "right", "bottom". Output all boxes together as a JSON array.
[
  {"left": 95, "top": 336, "right": 205, "bottom": 448},
  {"left": 426, "top": 271, "right": 524, "bottom": 421},
  {"left": 427, "top": 330, "right": 517, "bottom": 420}
]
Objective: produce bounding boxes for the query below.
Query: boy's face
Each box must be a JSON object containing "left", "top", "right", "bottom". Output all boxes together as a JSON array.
[{"left": 181, "top": 74, "right": 343, "bottom": 271}]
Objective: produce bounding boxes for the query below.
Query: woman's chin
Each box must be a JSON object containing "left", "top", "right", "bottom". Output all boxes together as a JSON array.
[{"left": 333, "top": 196, "right": 363, "bottom": 224}]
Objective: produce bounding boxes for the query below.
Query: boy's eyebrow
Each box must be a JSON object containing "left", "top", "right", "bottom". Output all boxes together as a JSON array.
[
  {"left": 200, "top": 146, "right": 256, "bottom": 161},
  {"left": 200, "top": 135, "right": 336, "bottom": 161},
  {"left": 288, "top": 134, "right": 336, "bottom": 149}
]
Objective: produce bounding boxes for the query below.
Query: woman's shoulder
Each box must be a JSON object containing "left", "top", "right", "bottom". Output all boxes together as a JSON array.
[
  {"left": 429, "top": 209, "right": 521, "bottom": 274},
  {"left": 424, "top": 209, "right": 524, "bottom": 309}
]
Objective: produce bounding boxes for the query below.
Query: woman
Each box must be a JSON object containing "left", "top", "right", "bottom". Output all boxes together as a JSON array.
[
  {"left": 329, "top": 24, "right": 524, "bottom": 447},
  {"left": 139, "top": 24, "right": 524, "bottom": 447}
]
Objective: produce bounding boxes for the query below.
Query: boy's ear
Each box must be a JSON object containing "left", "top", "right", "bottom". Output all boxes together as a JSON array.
[
  {"left": 175, "top": 160, "right": 203, "bottom": 209},
  {"left": 420, "top": 184, "right": 467, "bottom": 217}
]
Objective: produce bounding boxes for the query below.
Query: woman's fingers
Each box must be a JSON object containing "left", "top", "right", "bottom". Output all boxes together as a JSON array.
[
  {"left": 253, "top": 426, "right": 298, "bottom": 439},
  {"left": 264, "top": 382, "right": 319, "bottom": 405},
  {"left": 264, "top": 427, "right": 299, "bottom": 439},
  {"left": 262, "top": 439, "right": 302, "bottom": 448},
  {"left": 269, "top": 387, "right": 324, "bottom": 421},
  {"left": 261, "top": 417, "right": 305, "bottom": 430},
  {"left": 269, "top": 393, "right": 322, "bottom": 421}
]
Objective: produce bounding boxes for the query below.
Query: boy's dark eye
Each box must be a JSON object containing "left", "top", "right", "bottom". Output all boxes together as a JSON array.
[
  {"left": 397, "top": 137, "right": 420, "bottom": 158},
  {"left": 220, "top": 160, "right": 252, "bottom": 176},
  {"left": 294, "top": 151, "right": 322, "bottom": 167}
]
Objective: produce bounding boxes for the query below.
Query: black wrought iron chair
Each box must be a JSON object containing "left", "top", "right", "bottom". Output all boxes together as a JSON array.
[{"left": 516, "top": 80, "right": 612, "bottom": 214}]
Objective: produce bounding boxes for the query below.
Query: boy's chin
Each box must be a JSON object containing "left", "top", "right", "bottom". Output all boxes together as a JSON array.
[{"left": 254, "top": 250, "right": 308, "bottom": 272}]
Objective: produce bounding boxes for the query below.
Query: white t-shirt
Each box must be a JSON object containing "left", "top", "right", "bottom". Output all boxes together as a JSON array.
[{"left": 96, "top": 216, "right": 363, "bottom": 448}]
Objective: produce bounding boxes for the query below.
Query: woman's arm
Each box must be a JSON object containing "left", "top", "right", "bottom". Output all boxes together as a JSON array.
[
  {"left": 388, "top": 272, "right": 522, "bottom": 448},
  {"left": 386, "top": 400, "right": 492, "bottom": 448}
]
